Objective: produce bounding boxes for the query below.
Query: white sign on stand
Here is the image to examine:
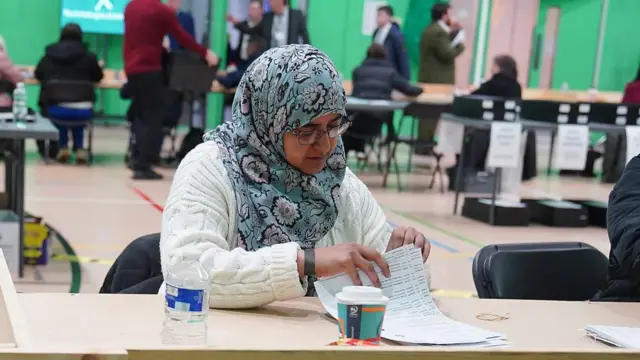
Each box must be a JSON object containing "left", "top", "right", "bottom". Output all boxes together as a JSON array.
[
  {"left": 435, "top": 120, "right": 465, "bottom": 154},
  {"left": 487, "top": 121, "right": 523, "bottom": 169},
  {"left": 625, "top": 125, "right": 640, "bottom": 164},
  {"left": 0, "top": 211, "right": 20, "bottom": 275},
  {"left": 554, "top": 124, "right": 590, "bottom": 170}
]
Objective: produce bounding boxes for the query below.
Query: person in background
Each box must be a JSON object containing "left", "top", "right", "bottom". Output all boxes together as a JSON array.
[
  {"left": 446, "top": 55, "right": 536, "bottom": 189},
  {"left": 34, "top": 23, "right": 103, "bottom": 164},
  {"left": 0, "top": 35, "right": 23, "bottom": 108},
  {"left": 217, "top": 36, "right": 265, "bottom": 90},
  {"left": 123, "top": 0, "right": 218, "bottom": 180},
  {"left": 592, "top": 153, "right": 640, "bottom": 302},
  {"left": 229, "top": 0, "right": 310, "bottom": 49},
  {"left": 166, "top": 0, "right": 196, "bottom": 51},
  {"left": 621, "top": 65, "right": 640, "bottom": 104},
  {"left": 228, "top": 0, "right": 264, "bottom": 65},
  {"left": 343, "top": 44, "right": 422, "bottom": 156},
  {"left": 160, "top": 45, "right": 431, "bottom": 308},
  {"left": 416, "top": 2, "right": 465, "bottom": 153},
  {"left": 372, "top": 6, "right": 410, "bottom": 80}
]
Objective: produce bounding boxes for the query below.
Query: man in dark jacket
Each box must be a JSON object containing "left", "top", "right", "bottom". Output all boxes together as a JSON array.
[
  {"left": 343, "top": 44, "right": 423, "bottom": 155},
  {"left": 35, "top": 23, "right": 104, "bottom": 164},
  {"left": 229, "top": 0, "right": 310, "bottom": 49},
  {"left": 592, "top": 154, "right": 640, "bottom": 302},
  {"left": 416, "top": 2, "right": 465, "bottom": 151},
  {"left": 228, "top": 0, "right": 264, "bottom": 65},
  {"left": 372, "top": 5, "right": 410, "bottom": 80}
]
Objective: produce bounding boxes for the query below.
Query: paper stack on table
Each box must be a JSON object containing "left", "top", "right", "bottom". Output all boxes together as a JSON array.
[
  {"left": 584, "top": 325, "right": 640, "bottom": 349},
  {"left": 315, "top": 245, "right": 508, "bottom": 347}
]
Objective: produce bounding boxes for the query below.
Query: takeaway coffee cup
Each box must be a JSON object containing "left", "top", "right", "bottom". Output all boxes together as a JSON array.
[{"left": 336, "top": 286, "right": 389, "bottom": 344}]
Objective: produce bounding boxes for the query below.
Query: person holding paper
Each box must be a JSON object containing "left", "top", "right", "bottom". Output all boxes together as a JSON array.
[
  {"left": 160, "top": 45, "right": 431, "bottom": 309},
  {"left": 415, "top": 2, "right": 465, "bottom": 153}
]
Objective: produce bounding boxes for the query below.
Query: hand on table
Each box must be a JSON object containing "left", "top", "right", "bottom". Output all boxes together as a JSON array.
[
  {"left": 300, "top": 244, "right": 390, "bottom": 287},
  {"left": 386, "top": 226, "right": 431, "bottom": 262},
  {"left": 205, "top": 50, "right": 219, "bottom": 67}
]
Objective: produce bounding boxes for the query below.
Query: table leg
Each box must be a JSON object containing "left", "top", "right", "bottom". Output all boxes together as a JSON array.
[
  {"left": 547, "top": 130, "right": 555, "bottom": 177},
  {"left": 452, "top": 128, "right": 468, "bottom": 215},
  {"left": 489, "top": 168, "right": 501, "bottom": 226}
]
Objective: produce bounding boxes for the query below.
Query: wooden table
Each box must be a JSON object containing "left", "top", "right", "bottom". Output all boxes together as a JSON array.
[
  {"left": 14, "top": 293, "right": 640, "bottom": 360},
  {"left": 19, "top": 66, "right": 623, "bottom": 103}
]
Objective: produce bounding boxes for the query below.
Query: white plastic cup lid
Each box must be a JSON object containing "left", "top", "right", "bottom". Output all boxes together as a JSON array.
[{"left": 336, "top": 286, "right": 389, "bottom": 305}]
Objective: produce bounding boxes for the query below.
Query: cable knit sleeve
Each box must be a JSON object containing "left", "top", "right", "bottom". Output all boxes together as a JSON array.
[
  {"left": 341, "top": 169, "right": 392, "bottom": 253},
  {"left": 160, "top": 143, "right": 306, "bottom": 309}
]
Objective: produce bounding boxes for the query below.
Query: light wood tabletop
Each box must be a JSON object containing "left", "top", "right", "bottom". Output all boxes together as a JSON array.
[
  {"left": 18, "top": 65, "right": 622, "bottom": 104},
  {"left": 14, "top": 293, "right": 640, "bottom": 360}
]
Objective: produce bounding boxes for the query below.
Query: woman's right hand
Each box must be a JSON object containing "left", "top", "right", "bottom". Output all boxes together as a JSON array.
[{"left": 299, "top": 244, "right": 390, "bottom": 287}]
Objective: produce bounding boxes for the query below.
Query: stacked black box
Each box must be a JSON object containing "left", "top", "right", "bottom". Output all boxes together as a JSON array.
[{"left": 452, "top": 95, "right": 520, "bottom": 122}]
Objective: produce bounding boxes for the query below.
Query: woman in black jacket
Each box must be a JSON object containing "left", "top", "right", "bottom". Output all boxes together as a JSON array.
[
  {"left": 448, "top": 55, "right": 536, "bottom": 189},
  {"left": 343, "top": 44, "right": 423, "bottom": 155}
]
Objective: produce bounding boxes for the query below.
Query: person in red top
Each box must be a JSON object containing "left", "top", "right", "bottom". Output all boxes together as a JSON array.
[
  {"left": 622, "top": 66, "right": 640, "bottom": 104},
  {"left": 124, "top": 0, "right": 218, "bottom": 180}
]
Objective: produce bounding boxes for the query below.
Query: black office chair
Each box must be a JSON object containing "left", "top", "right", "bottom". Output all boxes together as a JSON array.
[
  {"left": 41, "top": 80, "right": 96, "bottom": 165},
  {"left": 100, "top": 233, "right": 163, "bottom": 294},
  {"left": 382, "top": 102, "right": 446, "bottom": 192},
  {"left": 472, "top": 242, "right": 609, "bottom": 301}
]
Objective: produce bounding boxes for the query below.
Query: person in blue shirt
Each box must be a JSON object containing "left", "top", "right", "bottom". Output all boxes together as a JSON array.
[
  {"left": 372, "top": 5, "right": 410, "bottom": 80},
  {"left": 217, "top": 36, "right": 265, "bottom": 89},
  {"left": 166, "top": 0, "right": 196, "bottom": 50}
]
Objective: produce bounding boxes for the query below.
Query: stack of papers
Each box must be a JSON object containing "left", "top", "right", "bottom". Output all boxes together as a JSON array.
[
  {"left": 584, "top": 325, "right": 640, "bottom": 349},
  {"left": 315, "top": 245, "right": 508, "bottom": 347}
]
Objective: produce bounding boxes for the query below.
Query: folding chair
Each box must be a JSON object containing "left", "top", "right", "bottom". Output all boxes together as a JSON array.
[
  {"left": 382, "top": 102, "right": 446, "bottom": 192},
  {"left": 472, "top": 242, "right": 608, "bottom": 300}
]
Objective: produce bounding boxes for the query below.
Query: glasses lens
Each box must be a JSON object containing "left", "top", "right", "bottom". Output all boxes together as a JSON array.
[
  {"left": 297, "top": 131, "right": 318, "bottom": 145},
  {"left": 329, "top": 120, "right": 351, "bottom": 138}
]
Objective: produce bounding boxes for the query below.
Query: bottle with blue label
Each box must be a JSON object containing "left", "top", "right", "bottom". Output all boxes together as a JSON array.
[
  {"left": 12, "top": 82, "right": 27, "bottom": 125},
  {"left": 162, "top": 258, "right": 210, "bottom": 345}
]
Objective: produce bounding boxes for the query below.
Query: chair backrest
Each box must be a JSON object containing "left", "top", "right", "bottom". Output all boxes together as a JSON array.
[
  {"left": 472, "top": 242, "right": 608, "bottom": 300},
  {"left": 42, "top": 79, "right": 96, "bottom": 104},
  {"left": 168, "top": 50, "right": 217, "bottom": 93}
]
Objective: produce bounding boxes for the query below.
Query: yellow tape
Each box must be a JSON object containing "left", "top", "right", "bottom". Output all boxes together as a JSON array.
[
  {"left": 51, "top": 254, "right": 114, "bottom": 266},
  {"left": 431, "top": 289, "right": 478, "bottom": 298}
]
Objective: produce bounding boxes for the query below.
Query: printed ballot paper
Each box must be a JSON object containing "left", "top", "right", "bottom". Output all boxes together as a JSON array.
[{"left": 315, "top": 245, "right": 508, "bottom": 347}]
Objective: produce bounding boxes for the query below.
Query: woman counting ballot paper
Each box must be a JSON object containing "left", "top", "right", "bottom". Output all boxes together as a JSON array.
[{"left": 160, "top": 44, "right": 431, "bottom": 309}]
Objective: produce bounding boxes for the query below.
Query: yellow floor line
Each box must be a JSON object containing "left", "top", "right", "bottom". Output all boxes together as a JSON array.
[{"left": 51, "top": 254, "right": 115, "bottom": 266}]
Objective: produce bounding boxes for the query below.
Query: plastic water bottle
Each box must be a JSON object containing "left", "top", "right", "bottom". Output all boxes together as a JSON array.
[
  {"left": 12, "top": 82, "right": 27, "bottom": 124},
  {"left": 162, "top": 259, "right": 210, "bottom": 346}
]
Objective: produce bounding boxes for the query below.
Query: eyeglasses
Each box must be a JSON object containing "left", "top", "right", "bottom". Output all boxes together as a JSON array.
[{"left": 291, "top": 117, "right": 352, "bottom": 145}]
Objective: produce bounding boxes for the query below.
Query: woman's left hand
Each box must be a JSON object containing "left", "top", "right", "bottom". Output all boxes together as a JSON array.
[{"left": 386, "top": 226, "right": 431, "bottom": 261}]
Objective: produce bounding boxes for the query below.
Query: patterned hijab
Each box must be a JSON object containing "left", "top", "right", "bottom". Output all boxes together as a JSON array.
[{"left": 204, "top": 45, "right": 347, "bottom": 251}]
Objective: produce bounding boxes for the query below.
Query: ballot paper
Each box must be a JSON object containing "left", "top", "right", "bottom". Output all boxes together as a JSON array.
[
  {"left": 584, "top": 325, "right": 640, "bottom": 349},
  {"left": 315, "top": 246, "right": 508, "bottom": 346}
]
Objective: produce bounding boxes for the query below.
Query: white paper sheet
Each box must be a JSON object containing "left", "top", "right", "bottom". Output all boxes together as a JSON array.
[
  {"left": 554, "top": 124, "right": 589, "bottom": 171},
  {"left": 486, "top": 121, "right": 523, "bottom": 169},
  {"left": 315, "top": 246, "right": 507, "bottom": 346},
  {"left": 625, "top": 125, "right": 640, "bottom": 164},
  {"left": 585, "top": 325, "right": 640, "bottom": 349},
  {"left": 435, "top": 120, "right": 465, "bottom": 154}
]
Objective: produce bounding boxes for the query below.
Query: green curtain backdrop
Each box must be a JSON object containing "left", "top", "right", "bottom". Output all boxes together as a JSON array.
[{"left": 404, "top": 0, "right": 442, "bottom": 67}]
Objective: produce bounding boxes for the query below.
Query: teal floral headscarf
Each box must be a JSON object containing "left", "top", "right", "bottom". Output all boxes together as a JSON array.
[{"left": 204, "top": 45, "right": 347, "bottom": 251}]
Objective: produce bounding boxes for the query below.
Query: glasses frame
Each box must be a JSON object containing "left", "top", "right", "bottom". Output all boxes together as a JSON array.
[{"left": 291, "top": 116, "right": 352, "bottom": 146}]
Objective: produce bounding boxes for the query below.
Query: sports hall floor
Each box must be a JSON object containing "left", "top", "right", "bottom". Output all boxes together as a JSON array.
[{"left": 10, "top": 126, "right": 612, "bottom": 296}]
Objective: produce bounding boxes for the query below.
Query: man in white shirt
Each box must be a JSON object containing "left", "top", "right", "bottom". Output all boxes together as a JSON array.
[{"left": 372, "top": 5, "right": 410, "bottom": 79}]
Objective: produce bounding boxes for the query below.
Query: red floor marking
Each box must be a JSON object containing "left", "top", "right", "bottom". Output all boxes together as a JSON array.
[{"left": 129, "top": 186, "right": 164, "bottom": 213}]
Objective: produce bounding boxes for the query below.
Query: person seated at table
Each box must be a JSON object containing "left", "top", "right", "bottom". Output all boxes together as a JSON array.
[
  {"left": 217, "top": 36, "right": 265, "bottom": 90},
  {"left": 160, "top": 44, "right": 431, "bottom": 309},
  {"left": 34, "top": 23, "right": 103, "bottom": 164},
  {"left": 621, "top": 65, "right": 640, "bottom": 104},
  {"left": 0, "top": 35, "right": 24, "bottom": 108},
  {"left": 592, "top": 153, "right": 640, "bottom": 302},
  {"left": 446, "top": 55, "right": 536, "bottom": 190},
  {"left": 342, "top": 44, "right": 422, "bottom": 156}
]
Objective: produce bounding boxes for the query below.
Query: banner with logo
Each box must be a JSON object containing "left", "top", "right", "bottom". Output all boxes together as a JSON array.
[{"left": 60, "top": 0, "right": 130, "bottom": 35}]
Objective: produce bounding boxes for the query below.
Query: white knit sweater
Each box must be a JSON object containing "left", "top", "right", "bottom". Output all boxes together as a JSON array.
[{"left": 160, "top": 142, "right": 394, "bottom": 309}]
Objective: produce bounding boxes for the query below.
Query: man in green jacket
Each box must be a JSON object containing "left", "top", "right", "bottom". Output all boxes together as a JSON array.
[{"left": 416, "top": 2, "right": 465, "bottom": 148}]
